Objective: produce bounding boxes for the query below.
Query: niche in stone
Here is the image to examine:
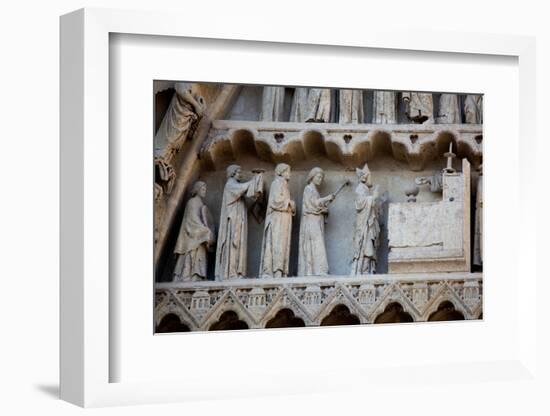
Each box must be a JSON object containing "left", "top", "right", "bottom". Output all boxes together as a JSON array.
[
  {"left": 209, "top": 311, "right": 249, "bottom": 331},
  {"left": 265, "top": 309, "right": 306, "bottom": 329},
  {"left": 156, "top": 313, "right": 191, "bottom": 333},
  {"left": 427, "top": 301, "right": 465, "bottom": 322},
  {"left": 374, "top": 303, "right": 414, "bottom": 324},
  {"left": 321, "top": 305, "right": 360, "bottom": 326}
]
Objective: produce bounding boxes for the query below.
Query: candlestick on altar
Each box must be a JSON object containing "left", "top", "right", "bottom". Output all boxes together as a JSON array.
[{"left": 443, "top": 142, "right": 456, "bottom": 174}]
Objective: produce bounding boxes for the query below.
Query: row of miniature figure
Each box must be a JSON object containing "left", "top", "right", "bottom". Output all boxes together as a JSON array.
[
  {"left": 262, "top": 87, "right": 483, "bottom": 125},
  {"left": 173, "top": 163, "right": 382, "bottom": 282}
]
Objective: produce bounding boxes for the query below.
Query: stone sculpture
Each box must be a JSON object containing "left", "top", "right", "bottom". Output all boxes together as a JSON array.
[
  {"left": 373, "top": 91, "right": 397, "bottom": 124},
  {"left": 155, "top": 82, "right": 205, "bottom": 163},
  {"left": 464, "top": 94, "right": 483, "bottom": 124},
  {"left": 306, "top": 88, "right": 331, "bottom": 122},
  {"left": 173, "top": 181, "right": 215, "bottom": 282},
  {"left": 154, "top": 83, "right": 205, "bottom": 195},
  {"left": 289, "top": 87, "right": 310, "bottom": 122},
  {"left": 438, "top": 94, "right": 461, "bottom": 123},
  {"left": 351, "top": 164, "right": 381, "bottom": 275},
  {"left": 473, "top": 165, "right": 483, "bottom": 266},
  {"left": 298, "top": 168, "right": 339, "bottom": 276},
  {"left": 415, "top": 171, "right": 444, "bottom": 193},
  {"left": 339, "top": 89, "right": 364, "bottom": 123},
  {"left": 215, "top": 165, "right": 264, "bottom": 280},
  {"left": 402, "top": 92, "right": 434, "bottom": 124},
  {"left": 261, "top": 86, "right": 286, "bottom": 121},
  {"left": 259, "top": 163, "right": 296, "bottom": 278}
]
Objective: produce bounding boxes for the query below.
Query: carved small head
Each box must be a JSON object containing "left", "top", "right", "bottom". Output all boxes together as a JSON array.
[
  {"left": 355, "top": 163, "right": 372, "bottom": 186},
  {"left": 191, "top": 181, "right": 207, "bottom": 198},
  {"left": 275, "top": 163, "right": 291, "bottom": 181},
  {"left": 226, "top": 164, "right": 242, "bottom": 180},
  {"left": 307, "top": 167, "right": 324, "bottom": 186}
]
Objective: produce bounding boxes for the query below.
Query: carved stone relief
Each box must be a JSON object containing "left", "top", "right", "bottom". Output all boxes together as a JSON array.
[{"left": 215, "top": 165, "right": 264, "bottom": 280}]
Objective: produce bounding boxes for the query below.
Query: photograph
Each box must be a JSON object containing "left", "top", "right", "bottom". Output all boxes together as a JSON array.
[{"left": 153, "top": 82, "right": 483, "bottom": 332}]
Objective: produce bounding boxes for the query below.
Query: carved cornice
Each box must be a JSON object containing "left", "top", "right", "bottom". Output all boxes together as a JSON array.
[{"left": 201, "top": 120, "right": 483, "bottom": 171}]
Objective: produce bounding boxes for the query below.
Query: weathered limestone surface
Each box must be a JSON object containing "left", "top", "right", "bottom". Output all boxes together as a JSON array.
[
  {"left": 261, "top": 86, "right": 286, "bottom": 121},
  {"left": 215, "top": 165, "right": 264, "bottom": 280},
  {"left": 387, "top": 158, "right": 471, "bottom": 273},
  {"left": 438, "top": 94, "right": 461, "bottom": 124},
  {"left": 202, "top": 120, "right": 483, "bottom": 172},
  {"left": 154, "top": 85, "right": 242, "bottom": 267},
  {"left": 464, "top": 94, "right": 483, "bottom": 124},
  {"left": 289, "top": 87, "right": 310, "bottom": 122},
  {"left": 298, "top": 168, "right": 334, "bottom": 276},
  {"left": 351, "top": 164, "right": 381, "bottom": 275},
  {"left": 173, "top": 181, "right": 215, "bottom": 282},
  {"left": 373, "top": 91, "right": 397, "bottom": 124},
  {"left": 155, "top": 273, "right": 483, "bottom": 330},
  {"left": 402, "top": 92, "right": 434, "bottom": 124},
  {"left": 473, "top": 165, "right": 483, "bottom": 266},
  {"left": 259, "top": 164, "right": 295, "bottom": 278},
  {"left": 339, "top": 89, "right": 364, "bottom": 123},
  {"left": 154, "top": 84, "right": 483, "bottom": 331}
]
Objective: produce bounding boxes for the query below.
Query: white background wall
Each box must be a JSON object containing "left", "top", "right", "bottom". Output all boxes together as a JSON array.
[{"left": 0, "top": 0, "right": 548, "bottom": 415}]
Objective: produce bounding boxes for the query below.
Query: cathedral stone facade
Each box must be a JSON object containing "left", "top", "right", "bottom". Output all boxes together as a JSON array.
[{"left": 153, "top": 83, "right": 483, "bottom": 332}]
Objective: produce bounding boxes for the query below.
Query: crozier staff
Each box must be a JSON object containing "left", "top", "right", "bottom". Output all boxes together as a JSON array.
[
  {"left": 298, "top": 167, "right": 347, "bottom": 276},
  {"left": 351, "top": 164, "right": 381, "bottom": 275}
]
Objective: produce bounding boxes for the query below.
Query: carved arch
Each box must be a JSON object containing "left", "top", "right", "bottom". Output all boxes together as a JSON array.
[
  {"left": 315, "top": 284, "right": 368, "bottom": 324},
  {"left": 427, "top": 300, "right": 466, "bottom": 322},
  {"left": 421, "top": 283, "right": 472, "bottom": 321},
  {"left": 373, "top": 302, "right": 415, "bottom": 324},
  {"left": 155, "top": 305, "right": 195, "bottom": 331},
  {"left": 320, "top": 304, "right": 361, "bottom": 326},
  {"left": 155, "top": 291, "right": 199, "bottom": 329},
  {"left": 260, "top": 287, "right": 312, "bottom": 327},
  {"left": 155, "top": 313, "right": 191, "bottom": 333},
  {"left": 265, "top": 308, "right": 306, "bottom": 328},
  {"left": 367, "top": 283, "right": 421, "bottom": 323},
  {"left": 199, "top": 290, "right": 257, "bottom": 330}
]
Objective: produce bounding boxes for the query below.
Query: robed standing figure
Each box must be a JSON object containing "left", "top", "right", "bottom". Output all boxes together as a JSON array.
[
  {"left": 173, "top": 181, "right": 215, "bottom": 281},
  {"left": 215, "top": 165, "right": 263, "bottom": 280},
  {"left": 298, "top": 167, "right": 335, "bottom": 276},
  {"left": 351, "top": 164, "right": 381, "bottom": 275},
  {"left": 473, "top": 165, "right": 483, "bottom": 266},
  {"left": 259, "top": 164, "right": 296, "bottom": 278}
]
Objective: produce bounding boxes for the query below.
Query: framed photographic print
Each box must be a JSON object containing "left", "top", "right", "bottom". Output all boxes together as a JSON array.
[{"left": 60, "top": 7, "right": 539, "bottom": 409}]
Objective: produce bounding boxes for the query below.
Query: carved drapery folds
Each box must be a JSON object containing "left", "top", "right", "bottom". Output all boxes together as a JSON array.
[
  {"left": 259, "top": 163, "right": 295, "bottom": 278},
  {"left": 438, "top": 94, "right": 461, "bottom": 124},
  {"left": 351, "top": 164, "right": 382, "bottom": 275},
  {"left": 339, "top": 89, "right": 364, "bottom": 123},
  {"left": 464, "top": 94, "right": 483, "bottom": 124},
  {"left": 402, "top": 92, "right": 434, "bottom": 124},
  {"left": 297, "top": 168, "right": 334, "bottom": 276},
  {"left": 256, "top": 88, "right": 483, "bottom": 125},
  {"left": 261, "top": 86, "right": 286, "bottom": 122},
  {"left": 173, "top": 181, "right": 215, "bottom": 282},
  {"left": 473, "top": 165, "right": 483, "bottom": 266},
  {"left": 373, "top": 91, "right": 397, "bottom": 124},
  {"left": 155, "top": 85, "right": 483, "bottom": 332},
  {"left": 215, "top": 165, "right": 264, "bottom": 281},
  {"left": 154, "top": 83, "right": 206, "bottom": 196}
]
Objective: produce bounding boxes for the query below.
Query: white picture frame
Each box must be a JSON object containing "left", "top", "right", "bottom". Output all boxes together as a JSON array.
[{"left": 60, "top": 7, "right": 539, "bottom": 408}]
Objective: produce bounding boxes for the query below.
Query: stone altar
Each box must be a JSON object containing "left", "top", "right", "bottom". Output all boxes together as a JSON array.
[{"left": 154, "top": 83, "right": 483, "bottom": 331}]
